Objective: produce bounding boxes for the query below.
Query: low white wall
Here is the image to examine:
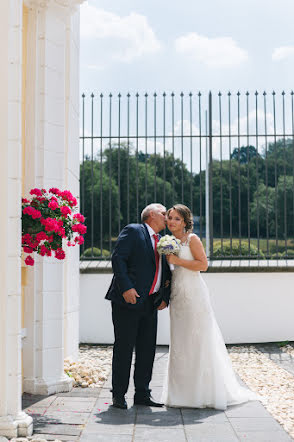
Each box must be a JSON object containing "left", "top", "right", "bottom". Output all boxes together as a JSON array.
[{"left": 80, "top": 272, "right": 294, "bottom": 345}]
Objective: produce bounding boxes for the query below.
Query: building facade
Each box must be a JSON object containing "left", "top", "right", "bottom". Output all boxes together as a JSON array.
[{"left": 0, "top": 0, "right": 83, "bottom": 437}]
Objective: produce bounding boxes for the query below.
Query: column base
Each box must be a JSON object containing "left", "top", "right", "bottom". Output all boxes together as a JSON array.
[
  {"left": 0, "top": 412, "right": 33, "bottom": 438},
  {"left": 23, "top": 374, "right": 73, "bottom": 395}
]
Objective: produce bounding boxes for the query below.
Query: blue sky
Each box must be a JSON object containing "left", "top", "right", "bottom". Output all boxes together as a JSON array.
[
  {"left": 80, "top": 0, "right": 294, "bottom": 166},
  {"left": 80, "top": 0, "right": 294, "bottom": 96}
]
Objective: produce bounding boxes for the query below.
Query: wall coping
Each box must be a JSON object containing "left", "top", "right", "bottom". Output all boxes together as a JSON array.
[{"left": 80, "top": 259, "right": 294, "bottom": 274}]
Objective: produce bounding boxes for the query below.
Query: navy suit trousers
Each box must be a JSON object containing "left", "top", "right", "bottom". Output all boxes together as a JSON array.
[{"left": 111, "top": 296, "right": 158, "bottom": 399}]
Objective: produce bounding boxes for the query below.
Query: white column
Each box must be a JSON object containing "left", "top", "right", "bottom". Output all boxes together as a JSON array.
[
  {"left": 64, "top": 10, "right": 81, "bottom": 360},
  {"left": 22, "top": 0, "right": 83, "bottom": 395},
  {"left": 0, "top": 0, "right": 33, "bottom": 438}
]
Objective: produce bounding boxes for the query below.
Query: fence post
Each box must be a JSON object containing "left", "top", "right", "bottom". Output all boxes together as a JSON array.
[{"left": 208, "top": 91, "right": 213, "bottom": 258}]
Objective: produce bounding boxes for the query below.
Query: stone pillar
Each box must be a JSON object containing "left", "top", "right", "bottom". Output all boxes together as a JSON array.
[
  {"left": 22, "top": 0, "right": 83, "bottom": 395},
  {"left": 0, "top": 0, "right": 33, "bottom": 437}
]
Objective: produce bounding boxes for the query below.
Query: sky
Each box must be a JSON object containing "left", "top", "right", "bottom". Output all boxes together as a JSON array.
[
  {"left": 80, "top": 0, "right": 294, "bottom": 96},
  {"left": 79, "top": 0, "right": 294, "bottom": 166}
]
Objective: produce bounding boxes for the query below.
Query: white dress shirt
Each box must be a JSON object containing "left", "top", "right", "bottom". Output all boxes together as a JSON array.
[{"left": 145, "top": 223, "right": 162, "bottom": 293}]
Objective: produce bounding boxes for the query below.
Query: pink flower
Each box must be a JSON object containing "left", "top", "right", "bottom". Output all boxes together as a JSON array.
[
  {"left": 23, "top": 246, "right": 34, "bottom": 253},
  {"left": 73, "top": 213, "right": 85, "bottom": 223},
  {"left": 41, "top": 217, "right": 59, "bottom": 232},
  {"left": 23, "top": 206, "right": 42, "bottom": 219},
  {"left": 30, "top": 188, "right": 42, "bottom": 197},
  {"left": 76, "top": 236, "right": 84, "bottom": 245},
  {"left": 60, "top": 190, "right": 78, "bottom": 207},
  {"left": 72, "top": 223, "right": 87, "bottom": 234},
  {"left": 48, "top": 199, "right": 59, "bottom": 210},
  {"left": 55, "top": 248, "right": 65, "bottom": 260},
  {"left": 57, "top": 227, "right": 66, "bottom": 238},
  {"left": 25, "top": 256, "right": 34, "bottom": 266},
  {"left": 22, "top": 233, "right": 33, "bottom": 245},
  {"left": 39, "top": 245, "right": 47, "bottom": 256},
  {"left": 35, "top": 231, "right": 48, "bottom": 242},
  {"left": 49, "top": 188, "right": 61, "bottom": 196},
  {"left": 60, "top": 206, "right": 71, "bottom": 217},
  {"left": 22, "top": 198, "right": 29, "bottom": 204}
]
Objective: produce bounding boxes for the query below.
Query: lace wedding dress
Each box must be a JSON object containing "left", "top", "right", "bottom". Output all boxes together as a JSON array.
[{"left": 162, "top": 234, "right": 259, "bottom": 410}]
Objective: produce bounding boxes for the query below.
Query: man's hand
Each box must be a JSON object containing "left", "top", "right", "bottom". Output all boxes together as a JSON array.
[
  {"left": 123, "top": 288, "right": 140, "bottom": 304},
  {"left": 157, "top": 300, "right": 167, "bottom": 310}
]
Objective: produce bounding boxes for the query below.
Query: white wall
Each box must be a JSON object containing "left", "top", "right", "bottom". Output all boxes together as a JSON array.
[{"left": 80, "top": 271, "right": 294, "bottom": 345}]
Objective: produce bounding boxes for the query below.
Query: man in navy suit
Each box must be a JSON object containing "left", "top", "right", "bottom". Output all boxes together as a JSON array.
[{"left": 105, "top": 203, "right": 171, "bottom": 409}]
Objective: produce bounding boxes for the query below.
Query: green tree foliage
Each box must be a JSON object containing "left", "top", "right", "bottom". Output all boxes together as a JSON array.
[{"left": 80, "top": 138, "right": 294, "bottom": 254}]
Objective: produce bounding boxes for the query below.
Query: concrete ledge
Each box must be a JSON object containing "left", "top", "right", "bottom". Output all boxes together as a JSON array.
[{"left": 80, "top": 259, "right": 294, "bottom": 274}]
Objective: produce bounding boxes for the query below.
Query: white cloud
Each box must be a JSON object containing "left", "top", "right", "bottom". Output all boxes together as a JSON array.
[
  {"left": 175, "top": 33, "right": 249, "bottom": 68},
  {"left": 272, "top": 46, "right": 294, "bottom": 61},
  {"left": 80, "top": 3, "right": 161, "bottom": 63}
]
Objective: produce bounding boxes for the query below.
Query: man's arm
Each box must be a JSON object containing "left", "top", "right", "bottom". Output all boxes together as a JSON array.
[{"left": 111, "top": 225, "right": 138, "bottom": 294}]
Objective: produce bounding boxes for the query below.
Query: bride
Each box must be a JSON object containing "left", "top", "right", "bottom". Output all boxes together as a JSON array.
[{"left": 162, "top": 204, "right": 260, "bottom": 410}]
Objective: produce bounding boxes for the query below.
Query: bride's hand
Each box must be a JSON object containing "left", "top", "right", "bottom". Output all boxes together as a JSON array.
[{"left": 166, "top": 254, "right": 178, "bottom": 265}]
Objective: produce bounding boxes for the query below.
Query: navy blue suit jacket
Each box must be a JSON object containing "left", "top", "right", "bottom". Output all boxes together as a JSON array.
[{"left": 105, "top": 223, "right": 171, "bottom": 309}]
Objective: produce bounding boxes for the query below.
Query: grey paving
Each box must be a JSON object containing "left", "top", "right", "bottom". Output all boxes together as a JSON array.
[{"left": 22, "top": 345, "right": 293, "bottom": 441}]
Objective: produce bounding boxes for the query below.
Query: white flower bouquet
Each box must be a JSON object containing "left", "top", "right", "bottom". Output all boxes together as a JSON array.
[{"left": 157, "top": 234, "right": 181, "bottom": 270}]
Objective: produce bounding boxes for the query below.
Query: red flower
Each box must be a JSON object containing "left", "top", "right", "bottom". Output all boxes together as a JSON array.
[
  {"left": 29, "top": 188, "right": 42, "bottom": 197},
  {"left": 60, "top": 206, "right": 71, "bottom": 217},
  {"left": 23, "top": 206, "right": 42, "bottom": 219},
  {"left": 22, "top": 233, "right": 33, "bottom": 245},
  {"left": 72, "top": 223, "right": 87, "bottom": 234},
  {"left": 55, "top": 248, "right": 65, "bottom": 260},
  {"left": 35, "top": 231, "right": 48, "bottom": 242},
  {"left": 39, "top": 245, "right": 47, "bottom": 256},
  {"left": 48, "top": 199, "right": 59, "bottom": 210},
  {"left": 23, "top": 246, "right": 34, "bottom": 253},
  {"left": 22, "top": 198, "right": 29, "bottom": 204},
  {"left": 25, "top": 256, "right": 34, "bottom": 266},
  {"left": 49, "top": 188, "right": 61, "bottom": 196},
  {"left": 76, "top": 236, "right": 84, "bottom": 245},
  {"left": 73, "top": 213, "right": 85, "bottom": 223}
]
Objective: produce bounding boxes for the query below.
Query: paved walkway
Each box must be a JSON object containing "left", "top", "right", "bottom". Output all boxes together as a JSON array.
[{"left": 23, "top": 346, "right": 293, "bottom": 442}]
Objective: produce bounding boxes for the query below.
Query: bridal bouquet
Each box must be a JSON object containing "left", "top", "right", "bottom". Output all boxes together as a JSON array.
[
  {"left": 157, "top": 235, "right": 181, "bottom": 270},
  {"left": 22, "top": 187, "right": 87, "bottom": 266}
]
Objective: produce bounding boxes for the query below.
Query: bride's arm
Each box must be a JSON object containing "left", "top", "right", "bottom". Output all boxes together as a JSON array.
[{"left": 166, "top": 235, "right": 208, "bottom": 271}]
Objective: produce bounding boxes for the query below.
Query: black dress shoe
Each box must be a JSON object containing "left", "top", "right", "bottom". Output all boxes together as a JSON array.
[
  {"left": 134, "top": 396, "right": 163, "bottom": 407},
  {"left": 112, "top": 396, "right": 127, "bottom": 409}
]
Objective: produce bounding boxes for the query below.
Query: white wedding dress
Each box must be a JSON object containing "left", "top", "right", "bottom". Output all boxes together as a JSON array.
[{"left": 162, "top": 234, "right": 259, "bottom": 410}]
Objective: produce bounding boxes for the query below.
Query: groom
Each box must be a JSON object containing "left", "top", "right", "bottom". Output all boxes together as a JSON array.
[{"left": 105, "top": 203, "right": 171, "bottom": 409}]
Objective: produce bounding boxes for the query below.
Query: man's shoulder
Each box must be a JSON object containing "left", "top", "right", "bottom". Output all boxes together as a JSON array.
[
  {"left": 119, "top": 223, "right": 145, "bottom": 237},
  {"left": 123, "top": 223, "right": 144, "bottom": 231}
]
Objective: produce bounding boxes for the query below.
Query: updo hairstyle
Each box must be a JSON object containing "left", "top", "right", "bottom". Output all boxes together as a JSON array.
[{"left": 167, "top": 204, "right": 193, "bottom": 232}]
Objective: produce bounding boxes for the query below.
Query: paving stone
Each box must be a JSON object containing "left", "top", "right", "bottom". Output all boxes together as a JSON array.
[
  {"left": 182, "top": 408, "right": 228, "bottom": 424},
  {"left": 80, "top": 434, "right": 132, "bottom": 442},
  {"left": 83, "top": 422, "right": 134, "bottom": 435},
  {"left": 184, "top": 422, "right": 238, "bottom": 441},
  {"left": 30, "top": 434, "right": 80, "bottom": 441},
  {"left": 235, "top": 430, "right": 293, "bottom": 441},
  {"left": 48, "top": 398, "right": 96, "bottom": 413},
  {"left": 33, "top": 423, "right": 82, "bottom": 436},
  {"left": 35, "top": 411, "right": 90, "bottom": 425},
  {"left": 134, "top": 427, "right": 186, "bottom": 441},
  {"left": 22, "top": 394, "right": 57, "bottom": 408},
  {"left": 229, "top": 417, "right": 284, "bottom": 432},
  {"left": 225, "top": 401, "right": 272, "bottom": 418},
  {"left": 57, "top": 388, "right": 102, "bottom": 398},
  {"left": 136, "top": 407, "right": 182, "bottom": 427}
]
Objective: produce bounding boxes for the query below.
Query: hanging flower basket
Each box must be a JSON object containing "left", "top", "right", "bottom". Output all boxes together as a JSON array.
[{"left": 22, "top": 188, "right": 87, "bottom": 266}]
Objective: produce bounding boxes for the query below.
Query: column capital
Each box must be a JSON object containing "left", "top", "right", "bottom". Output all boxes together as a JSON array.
[{"left": 23, "top": 0, "right": 84, "bottom": 14}]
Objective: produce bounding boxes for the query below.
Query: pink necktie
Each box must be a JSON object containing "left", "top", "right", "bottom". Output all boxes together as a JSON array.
[{"left": 149, "top": 234, "right": 160, "bottom": 295}]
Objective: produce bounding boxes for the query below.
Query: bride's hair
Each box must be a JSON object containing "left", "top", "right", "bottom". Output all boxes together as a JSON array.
[{"left": 168, "top": 204, "right": 194, "bottom": 232}]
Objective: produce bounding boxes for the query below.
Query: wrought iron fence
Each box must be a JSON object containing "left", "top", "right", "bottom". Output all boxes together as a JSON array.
[{"left": 80, "top": 91, "right": 294, "bottom": 260}]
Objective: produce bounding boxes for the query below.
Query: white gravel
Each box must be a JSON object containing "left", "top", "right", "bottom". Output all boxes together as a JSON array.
[
  {"left": 229, "top": 345, "right": 294, "bottom": 440},
  {"left": 64, "top": 345, "right": 113, "bottom": 388}
]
